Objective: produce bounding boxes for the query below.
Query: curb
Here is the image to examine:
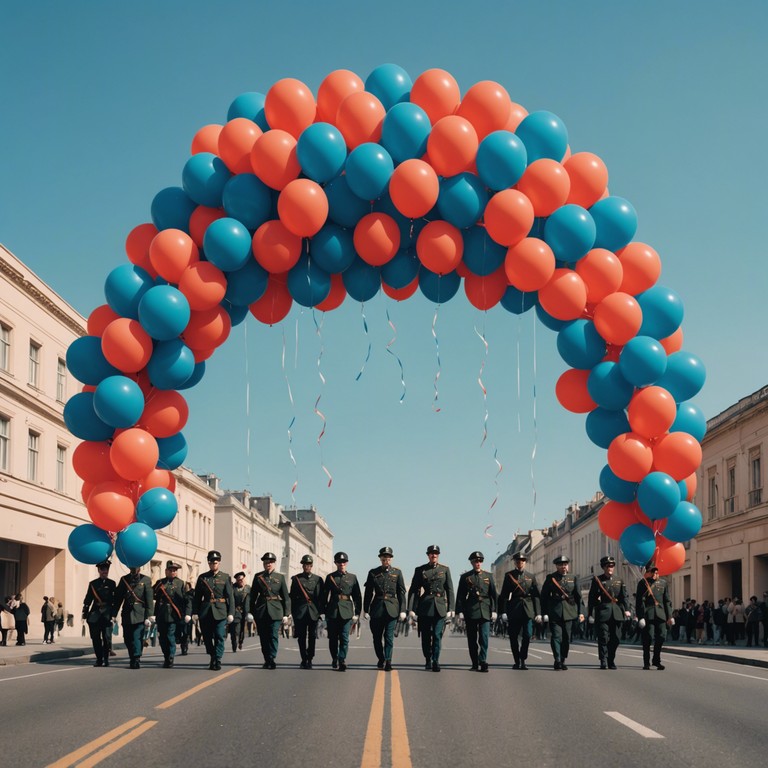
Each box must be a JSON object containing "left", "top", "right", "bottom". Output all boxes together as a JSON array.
[{"left": 663, "top": 646, "right": 768, "bottom": 669}]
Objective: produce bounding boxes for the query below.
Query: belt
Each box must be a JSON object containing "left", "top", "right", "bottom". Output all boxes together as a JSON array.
[
  {"left": 210, "top": 598, "right": 226, "bottom": 603},
  {"left": 339, "top": 595, "right": 350, "bottom": 601},
  {"left": 426, "top": 592, "right": 443, "bottom": 597},
  {"left": 265, "top": 596, "right": 281, "bottom": 601}
]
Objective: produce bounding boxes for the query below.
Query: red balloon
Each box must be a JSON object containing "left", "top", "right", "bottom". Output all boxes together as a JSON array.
[
  {"left": 653, "top": 432, "right": 702, "bottom": 481},
  {"left": 87, "top": 480, "right": 136, "bottom": 531},
  {"left": 593, "top": 291, "right": 643, "bottom": 345},
  {"left": 504, "top": 238, "right": 555, "bottom": 292},
  {"left": 608, "top": 432, "right": 654, "bottom": 482},
  {"left": 464, "top": 266, "right": 508, "bottom": 310},
  {"left": 456, "top": 80, "right": 512, "bottom": 140},
  {"left": 555, "top": 368, "right": 596, "bottom": 413},
  {"left": 353, "top": 213, "right": 400, "bottom": 266},
  {"left": 575, "top": 248, "right": 624, "bottom": 304},
  {"left": 515, "top": 159, "right": 570, "bottom": 217},
  {"left": 382, "top": 277, "right": 419, "bottom": 301},
  {"left": 101, "top": 318, "right": 153, "bottom": 373},
  {"left": 191, "top": 123, "right": 223, "bottom": 155},
  {"left": 110, "top": 428, "right": 160, "bottom": 481},
  {"left": 264, "top": 78, "right": 317, "bottom": 138},
  {"left": 660, "top": 327, "right": 684, "bottom": 354},
  {"left": 315, "top": 272, "right": 347, "bottom": 311},
  {"left": 335, "top": 91, "right": 386, "bottom": 149},
  {"left": 140, "top": 390, "right": 189, "bottom": 438},
  {"left": 178, "top": 261, "right": 227, "bottom": 311},
  {"left": 149, "top": 229, "right": 200, "bottom": 283},
  {"left": 250, "top": 129, "right": 301, "bottom": 190},
  {"left": 616, "top": 242, "right": 661, "bottom": 294},
  {"left": 218, "top": 117, "right": 263, "bottom": 174},
  {"left": 125, "top": 223, "right": 159, "bottom": 274},
  {"left": 252, "top": 220, "right": 302, "bottom": 273},
  {"left": 538, "top": 268, "right": 587, "bottom": 321},
  {"left": 250, "top": 273, "right": 293, "bottom": 325},
  {"left": 189, "top": 206, "right": 226, "bottom": 249},
  {"left": 87, "top": 304, "right": 120, "bottom": 337},
  {"left": 182, "top": 306, "right": 231, "bottom": 351},
  {"left": 410, "top": 68, "right": 461, "bottom": 125},
  {"left": 598, "top": 500, "right": 642, "bottom": 540},
  {"left": 564, "top": 152, "right": 608, "bottom": 208},
  {"left": 416, "top": 221, "right": 463, "bottom": 275},
  {"left": 654, "top": 538, "right": 686, "bottom": 576},
  {"left": 503, "top": 102, "right": 528, "bottom": 132},
  {"left": 72, "top": 440, "right": 117, "bottom": 484},
  {"left": 389, "top": 159, "right": 439, "bottom": 219},
  {"left": 627, "top": 386, "right": 677, "bottom": 439},
  {"left": 317, "top": 69, "right": 364, "bottom": 124},
  {"left": 277, "top": 178, "right": 328, "bottom": 237},
  {"left": 426, "top": 115, "right": 478, "bottom": 177},
  {"left": 483, "top": 189, "right": 534, "bottom": 248},
  {"left": 138, "top": 468, "right": 176, "bottom": 495}
]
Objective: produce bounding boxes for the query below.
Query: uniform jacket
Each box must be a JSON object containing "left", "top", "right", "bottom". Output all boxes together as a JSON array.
[
  {"left": 232, "top": 584, "right": 251, "bottom": 620},
  {"left": 635, "top": 576, "right": 673, "bottom": 622},
  {"left": 455, "top": 569, "right": 497, "bottom": 621},
  {"left": 408, "top": 562, "right": 454, "bottom": 618},
  {"left": 323, "top": 571, "right": 362, "bottom": 620},
  {"left": 82, "top": 578, "right": 116, "bottom": 624},
  {"left": 193, "top": 570, "right": 235, "bottom": 620},
  {"left": 498, "top": 569, "right": 541, "bottom": 620},
  {"left": 540, "top": 572, "right": 582, "bottom": 621},
  {"left": 113, "top": 574, "right": 154, "bottom": 625},
  {"left": 290, "top": 572, "right": 325, "bottom": 622},
  {"left": 153, "top": 576, "right": 190, "bottom": 624},
  {"left": 587, "top": 574, "right": 629, "bottom": 622},
  {"left": 364, "top": 566, "right": 407, "bottom": 619},
  {"left": 250, "top": 571, "right": 290, "bottom": 621}
]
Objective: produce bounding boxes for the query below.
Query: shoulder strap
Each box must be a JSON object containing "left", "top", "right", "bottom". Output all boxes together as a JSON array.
[
  {"left": 593, "top": 575, "right": 618, "bottom": 603},
  {"left": 121, "top": 577, "right": 144, "bottom": 605}
]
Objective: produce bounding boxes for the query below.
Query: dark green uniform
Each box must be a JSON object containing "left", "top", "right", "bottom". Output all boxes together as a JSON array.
[
  {"left": 112, "top": 571, "right": 153, "bottom": 669},
  {"left": 635, "top": 572, "right": 673, "bottom": 669},
  {"left": 455, "top": 565, "right": 497, "bottom": 670},
  {"left": 153, "top": 576, "right": 190, "bottom": 666},
  {"left": 364, "top": 565, "right": 406, "bottom": 667},
  {"left": 230, "top": 582, "right": 251, "bottom": 652},
  {"left": 324, "top": 567, "right": 362, "bottom": 669},
  {"left": 251, "top": 569, "right": 290, "bottom": 667},
  {"left": 588, "top": 572, "right": 629, "bottom": 668},
  {"left": 193, "top": 568, "right": 235, "bottom": 669},
  {"left": 498, "top": 566, "right": 541, "bottom": 668},
  {"left": 290, "top": 571, "right": 324, "bottom": 667},
  {"left": 82, "top": 575, "right": 116, "bottom": 667},
  {"left": 408, "top": 561, "right": 454, "bottom": 669},
  {"left": 540, "top": 568, "right": 582, "bottom": 669}
]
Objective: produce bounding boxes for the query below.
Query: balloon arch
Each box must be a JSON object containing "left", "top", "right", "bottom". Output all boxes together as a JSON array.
[{"left": 64, "top": 64, "right": 706, "bottom": 575}]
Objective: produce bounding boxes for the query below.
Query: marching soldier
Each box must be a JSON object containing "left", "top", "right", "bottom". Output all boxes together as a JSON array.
[
  {"left": 408, "top": 544, "right": 454, "bottom": 672},
  {"left": 635, "top": 561, "right": 674, "bottom": 670},
  {"left": 540, "top": 555, "right": 584, "bottom": 670},
  {"left": 498, "top": 552, "right": 541, "bottom": 670},
  {"left": 230, "top": 571, "right": 251, "bottom": 653},
  {"left": 251, "top": 552, "right": 290, "bottom": 669},
  {"left": 290, "top": 554, "right": 325, "bottom": 669},
  {"left": 193, "top": 550, "right": 235, "bottom": 671},
  {"left": 324, "top": 552, "right": 362, "bottom": 671},
  {"left": 112, "top": 565, "right": 154, "bottom": 669},
  {"left": 363, "top": 546, "right": 407, "bottom": 671},
  {"left": 587, "top": 555, "right": 631, "bottom": 669},
  {"left": 180, "top": 580, "right": 195, "bottom": 655},
  {"left": 153, "top": 560, "right": 191, "bottom": 668},
  {"left": 82, "top": 559, "right": 116, "bottom": 667},
  {"left": 455, "top": 551, "right": 497, "bottom": 672}
]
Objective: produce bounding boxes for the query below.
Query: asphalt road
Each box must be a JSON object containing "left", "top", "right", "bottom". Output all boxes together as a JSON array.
[{"left": 2, "top": 632, "right": 767, "bottom": 767}]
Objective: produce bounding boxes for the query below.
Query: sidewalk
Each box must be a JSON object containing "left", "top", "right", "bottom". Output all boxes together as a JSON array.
[
  {"left": 661, "top": 638, "right": 768, "bottom": 669},
  {"left": 0, "top": 633, "right": 126, "bottom": 667}
]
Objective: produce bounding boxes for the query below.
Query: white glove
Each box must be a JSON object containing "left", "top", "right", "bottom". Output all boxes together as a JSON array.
[
  {"left": 364, "top": 612, "right": 370, "bottom": 620},
  {"left": 624, "top": 611, "right": 631, "bottom": 619},
  {"left": 408, "top": 610, "right": 416, "bottom": 619},
  {"left": 399, "top": 612, "right": 407, "bottom": 621},
  {"left": 109, "top": 617, "right": 115, "bottom": 626},
  {"left": 534, "top": 615, "right": 543, "bottom": 624},
  {"left": 144, "top": 619, "right": 151, "bottom": 627},
  {"left": 501, "top": 613, "right": 507, "bottom": 621},
  {"left": 543, "top": 615, "right": 549, "bottom": 622},
  {"left": 638, "top": 618, "right": 646, "bottom": 629},
  {"left": 282, "top": 616, "right": 289, "bottom": 625},
  {"left": 352, "top": 614, "right": 359, "bottom": 622},
  {"left": 491, "top": 612, "right": 498, "bottom": 621},
  {"left": 184, "top": 615, "right": 191, "bottom": 623},
  {"left": 669, "top": 617, "right": 675, "bottom": 626},
  {"left": 588, "top": 615, "right": 595, "bottom": 624},
  {"left": 458, "top": 612, "right": 464, "bottom": 619},
  {"left": 579, "top": 614, "right": 585, "bottom": 623},
  {"left": 446, "top": 611, "right": 454, "bottom": 619},
  {"left": 226, "top": 614, "right": 234, "bottom": 624},
  {"left": 192, "top": 614, "right": 198, "bottom": 621},
  {"left": 150, "top": 615, "right": 156, "bottom": 624},
  {"left": 246, "top": 613, "right": 254, "bottom": 622}
]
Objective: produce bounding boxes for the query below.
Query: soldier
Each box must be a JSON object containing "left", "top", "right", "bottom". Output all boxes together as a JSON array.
[
  {"left": 193, "top": 550, "right": 235, "bottom": 671},
  {"left": 230, "top": 571, "right": 251, "bottom": 653},
  {"left": 82, "top": 559, "right": 116, "bottom": 668},
  {"left": 540, "top": 555, "right": 584, "bottom": 670},
  {"left": 587, "top": 555, "right": 631, "bottom": 669},
  {"left": 153, "top": 560, "right": 191, "bottom": 668},
  {"left": 364, "top": 546, "right": 407, "bottom": 671},
  {"left": 324, "top": 551, "right": 362, "bottom": 671},
  {"left": 251, "top": 552, "right": 291, "bottom": 669},
  {"left": 498, "top": 552, "right": 541, "bottom": 670},
  {"left": 408, "top": 544, "right": 454, "bottom": 672},
  {"left": 180, "top": 580, "right": 195, "bottom": 655},
  {"left": 455, "top": 551, "right": 497, "bottom": 672},
  {"left": 112, "top": 565, "right": 154, "bottom": 670},
  {"left": 635, "top": 561, "right": 674, "bottom": 670},
  {"left": 289, "top": 554, "right": 325, "bottom": 669}
]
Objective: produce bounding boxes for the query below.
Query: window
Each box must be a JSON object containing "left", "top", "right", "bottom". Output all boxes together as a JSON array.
[
  {"left": 724, "top": 457, "right": 736, "bottom": 515},
  {"left": 28, "top": 431, "right": 40, "bottom": 482},
  {"left": 56, "top": 444, "right": 66, "bottom": 492},
  {"left": 56, "top": 358, "right": 67, "bottom": 402},
  {"left": 28, "top": 341, "right": 41, "bottom": 387},
  {"left": 0, "top": 324, "right": 10, "bottom": 372},
  {"left": 0, "top": 416, "right": 9, "bottom": 472},
  {"left": 749, "top": 448, "right": 762, "bottom": 507},
  {"left": 707, "top": 471, "right": 717, "bottom": 520}
]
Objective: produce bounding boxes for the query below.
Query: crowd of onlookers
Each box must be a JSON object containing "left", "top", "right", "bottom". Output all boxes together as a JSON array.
[{"left": 1, "top": 594, "right": 69, "bottom": 646}]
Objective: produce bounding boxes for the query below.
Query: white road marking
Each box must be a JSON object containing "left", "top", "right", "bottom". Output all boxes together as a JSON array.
[
  {"left": 604, "top": 711, "right": 664, "bottom": 739},
  {"left": 696, "top": 666, "right": 768, "bottom": 682},
  {"left": 0, "top": 666, "right": 80, "bottom": 683}
]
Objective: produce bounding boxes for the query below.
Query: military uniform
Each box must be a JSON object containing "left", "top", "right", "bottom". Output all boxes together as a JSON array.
[
  {"left": 180, "top": 582, "right": 195, "bottom": 655},
  {"left": 540, "top": 555, "right": 583, "bottom": 670},
  {"left": 251, "top": 552, "right": 291, "bottom": 669},
  {"left": 408, "top": 545, "right": 454, "bottom": 671},
  {"left": 635, "top": 564, "right": 673, "bottom": 669},
  {"left": 324, "top": 552, "right": 362, "bottom": 671},
  {"left": 112, "top": 568, "right": 154, "bottom": 669},
  {"left": 230, "top": 573, "right": 251, "bottom": 652},
  {"left": 498, "top": 553, "right": 541, "bottom": 669},
  {"left": 364, "top": 546, "right": 407, "bottom": 670},
  {"left": 153, "top": 561, "right": 191, "bottom": 668},
  {"left": 455, "top": 551, "right": 497, "bottom": 672},
  {"left": 290, "top": 555, "right": 325, "bottom": 669},
  {"left": 193, "top": 551, "right": 235, "bottom": 670},
  {"left": 82, "top": 560, "right": 116, "bottom": 667},
  {"left": 587, "top": 556, "right": 629, "bottom": 669}
]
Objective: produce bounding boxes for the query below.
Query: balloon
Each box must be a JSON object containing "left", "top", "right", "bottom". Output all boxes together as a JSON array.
[
  {"left": 382, "top": 277, "right": 419, "bottom": 301},
  {"left": 191, "top": 123, "right": 222, "bottom": 155},
  {"left": 296, "top": 122, "right": 347, "bottom": 183},
  {"left": 599, "top": 500, "right": 641, "bottom": 539},
  {"left": 287, "top": 254, "right": 332, "bottom": 307},
  {"left": 222, "top": 301, "right": 250, "bottom": 327},
  {"left": 654, "top": 538, "right": 686, "bottom": 575},
  {"left": 277, "top": 179, "right": 328, "bottom": 237},
  {"left": 659, "top": 327, "right": 684, "bottom": 355},
  {"left": 564, "top": 152, "right": 608, "bottom": 208},
  {"left": 138, "top": 467, "right": 176, "bottom": 494},
  {"left": 462, "top": 226, "right": 506, "bottom": 277},
  {"left": 151, "top": 187, "right": 196, "bottom": 232},
  {"left": 316, "top": 69, "right": 364, "bottom": 124},
  {"left": 149, "top": 229, "right": 200, "bottom": 284},
  {"left": 222, "top": 173, "right": 272, "bottom": 230},
  {"left": 66, "top": 336, "right": 121, "bottom": 386},
  {"left": 574, "top": 248, "right": 623, "bottom": 304},
  {"left": 156, "top": 432, "right": 188, "bottom": 471},
  {"left": 608, "top": 432, "right": 654, "bottom": 482},
  {"left": 104, "top": 264, "right": 155, "bottom": 319},
  {"left": 110, "top": 428, "right": 159, "bottom": 481},
  {"left": 637, "top": 471, "right": 681, "bottom": 521},
  {"left": 419, "top": 268, "right": 461, "bottom": 304},
  {"left": 147, "top": 339, "right": 196, "bottom": 390},
  {"left": 381, "top": 247, "right": 420, "bottom": 289},
  {"left": 590, "top": 196, "right": 637, "bottom": 251},
  {"left": 310, "top": 223, "right": 357, "bottom": 274},
  {"left": 504, "top": 237, "right": 555, "bottom": 292},
  {"left": 555, "top": 368, "right": 596, "bottom": 413},
  {"left": 68, "top": 524, "right": 114, "bottom": 565},
  {"left": 484, "top": 189, "right": 534, "bottom": 247},
  {"left": 620, "top": 523, "right": 657, "bottom": 566},
  {"left": 250, "top": 129, "right": 301, "bottom": 190},
  {"left": 586, "top": 407, "right": 631, "bottom": 449},
  {"left": 115, "top": 523, "right": 158, "bottom": 568},
  {"left": 410, "top": 68, "right": 461, "bottom": 125},
  {"left": 670, "top": 401, "right": 707, "bottom": 442},
  {"left": 101, "top": 318, "right": 153, "bottom": 373},
  {"left": 315, "top": 272, "right": 347, "bottom": 311},
  {"left": 87, "top": 480, "right": 136, "bottom": 531},
  {"left": 627, "top": 386, "right": 677, "bottom": 439},
  {"left": 224, "top": 258, "right": 269, "bottom": 307},
  {"left": 463, "top": 267, "right": 508, "bottom": 310},
  {"left": 543, "top": 204, "right": 596, "bottom": 262},
  {"left": 437, "top": 173, "right": 488, "bottom": 229},
  {"left": 556, "top": 319, "right": 606, "bottom": 370},
  {"left": 538, "top": 268, "right": 587, "bottom": 321},
  {"left": 516, "top": 159, "right": 570, "bottom": 217},
  {"left": 515, "top": 110, "right": 568, "bottom": 162},
  {"left": 325, "top": 174, "right": 370, "bottom": 228},
  {"left": 335, "top": 91, "right": 386, "bottom": 149},
  {"left": 655, "top": 351, "right": 706, "bottom": 402},
  {"left": 177, "top": 360, "right": 206, "bottom": 390},
  {"left": 354, "top": 213, "right": 400, "bottom": 266},
  {"left": 587, "top": 361, "right": 634, "bottom": 411},
  {"left": 181, "top": 152, "right": 230, "bottom": 208},
  {"left": 63, "top": 392, "right": 115, "bottom": 441},
  {"left": 476, "top": 130, "right": 527, "bottom": 191},
  {"left": 678, "top": 473, "right": 697, "bottom": 503},
  {"left": 456, "top": 80, "right": 512, "bottom": 139},
  {"left": 653, "top": 432, "right": 702, "bottom": 481},
  {"left": 93, "top": 376, "right": 145, "bottom": 429},
  {"left": 500, "top": 285, "right": 536, "bottom": 315},
  {"left": 389, "top": 159, "right": 440, "bottom": 219},
  {"left": 250, "top": 273, "right": 293, "bottom": 325},
  {"left": 663, "top": 501, "right": 703, "bottom": 543},
  {"left": 200, "top": 217, "right": 251, "bottom": 272},
  {"left": 416, "top": 221, "right": 463, "bottom": 274},
  {"left": 599, "top": 464, "right": 638, "bottom": 504},
  {"left": 365, "top": 63, "right": 412, "bottom": 111},
  {"left": 592, "top": 292, "right": 643, "bottom": 346},
  {"left": 341, "top": 257, "right": 381, "bottom": 302},
  {"left": 136, "top": 487, "right": 178, "bottom": 530},
  {"left": 637, "top": 285, "right": 684, "bottom": 340},
  {"left": 426, "top": 115, "right": 478, "bottom": 177},
  {"left": 345, "top": 143, "right": 394, "bottom": 201},
  {"left": 178, "top": 261, "right": 227, "bottom": 311},
  {"left": 381, "top": 102, "right": 430, "bottom": 163},
  {"left": 87, "top": 305, "right": 121, "bottom": 338},
  {"left": 125, "top": 223, "right": 159, "bottom": 274},
  {"left": 188, "top": 206, "right": 225, "bottom": 248},
  {"left": 619, "top": 336, "right": 668, "bottom": 388},
  {"left": 264, "top": 77, "right": 316, "bottom": 138},
  {"left": 252, "top": 220, "right": 302, "bottom": 273},
  {"left": 182, "top": 306, "right": 230, "bottom": 351},
  {"left": 616, "top": 242, "right": 661, "bottom": 294},
  {"left": 535, "top": 302, "right": 567, "bottom": 332},
  {"left": 137, "top": 285, "right": 190, "bottom": 341},
  {"left": 217, "top": 117, "right": 262, "bottom": 174},
  {"left": 227, "top": 91, "right": 268, "bottom": 129},
  {"left": 72, "top": 440, "right": 116, "bottom": 484},
  {"left": 140, "top": 390, "right": 189, "bottom": 438}
]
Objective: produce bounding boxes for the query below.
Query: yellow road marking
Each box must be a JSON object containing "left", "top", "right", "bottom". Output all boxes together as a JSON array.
[
  {"left": 76, "top": 720, "right": 157, "bottom": 767},
  {"left": 155, "top": 667, "right": 242, "bottom": 709},
  {"left": 360, "top": 672, "right": 386, "bottom": 768},
  {"left": 45, "top": 717, "right": 149, "bottom": 768},
  {"left": 390, "top": 671, "right": 412, "bottom": 768}
]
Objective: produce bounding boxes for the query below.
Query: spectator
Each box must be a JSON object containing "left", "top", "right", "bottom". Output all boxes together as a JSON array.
[
  {"left": 1, "top": 596, "right": 15, "bottom": 646},
  {"left": 13, "top": 594, "right": 30, "bottom": 645},
  {"left": 745, "top": 596, "right": 760, "bottom": 647},
  {"left": 55, "top": 602, "right": 65, "bottom": 636},
  {"left": 712, "top": 599, "right": 726, "bottom": 644},
  {"left": 677, "top": 602, "right": 689, "bottom": 642},
  {"left": 41, "top": 596, "right": 56, "bottom": 644},
  {"left": 694, "top": 601, "right": 706, "bottom": 644},
  {"left": 732, "top": 598, "right": 746, "bottom": 642},
  {"left": 759, "top": 592, "right": 768, "bottom": 648}
]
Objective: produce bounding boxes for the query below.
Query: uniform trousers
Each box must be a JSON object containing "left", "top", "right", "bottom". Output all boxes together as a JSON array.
[
  {"left": 256, "top": 618, "right": 281, "bottom": 661},
  {"left": 228, "top": 617, "right": 244, "bottom": 651},
  {"left": 122, "top": 621, "right": 145, "bottom": 660},
  {"left": 464, "top": 618, "right": 490, "bottom": 665},
  {"left": 418, "top": 616, "right": 445, "bottom": 663},
  {"left": 200, "top": 613, "right": 227, "bottom": 661},
  {"left": 508, "top": 614, "right": 533, "bottom": 662},
  {"left": 88, "top": 619, "right": 112, "bottom": 662},
  {"left": 641, "top": 619, "right": 667, "bottom": 665},
  {"left": 596, "top": 617, "right": 622, "bottom": 663},
  {"left": 370, "top": 616, "right": 396, "bottom": 662},
  {"left": 327, "top": 617, "right": 351, "bottom": 661},
  {"left": 549, "top": 617, "right": 574, "bottom": 662},
  {"left": 294, "top": 616, "right": 318, "bottom": 661},
  {"left": 158, "top": 620, "right": 184, "bottom": 660}
]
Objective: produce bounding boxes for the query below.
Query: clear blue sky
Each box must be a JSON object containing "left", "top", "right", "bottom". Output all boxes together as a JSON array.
[{"left": 2, "top": 2, "right": 766, "bottom": 576}]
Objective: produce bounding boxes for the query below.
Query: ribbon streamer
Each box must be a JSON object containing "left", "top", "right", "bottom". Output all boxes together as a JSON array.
[
  {"left": 530, "top": 319, "right": 538, "bottom": 525},
  {"left": 431, "top": 306, "right": 441, "bottom": 412},
  {"left": 474, "top": 325, "right": 489, "bottom": 448},
  {"left": 483, "top": 524, "right": 494, "bottom": 538},
  {"left": 282, "top": 330, "right": 299, "bottom": 501},
  {"left": 385, "top": 307, "right": 406, "bottom": 403},
  {"left": 312, "top": 309, "right": 333, "bottom": 487},
  {"left": 355, "top": 303, "right": 372, "bottom": 382},
  {"left": 244, "top": 321, "right": 250, "bottom": 486}
]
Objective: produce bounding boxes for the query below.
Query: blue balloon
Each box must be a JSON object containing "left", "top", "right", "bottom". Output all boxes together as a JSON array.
[
  {"left": 222, "top": 301, "right": 250, "bottom": 327},
  {"left": 138, "top": 285, "right": 190, "bottom": 341},
  {"left": 671, "top": 401, "right": 707, "bottom": 442},
  {"left": 656, "top": 351, "right": 706, "bottom": 402},
  {"left": 544, "top": 204, "right": 596, "bottom": 262},
  {"left": 156, "top": 432, "right": 188, "bottom": 470},
  {"left": 462, "top": 226, "right": 506, "bottom": 276},
  {"left": 638, "top": 471, "right": 681, "bottom": 521},
  {"left": 224, "top": 259, "right": 268, "bottom": 306},
  {"left": 381, "top": 248, "right": 420, "bottom": 289},
  {"left": 227, "top": 91, "right": 268, "bottom": 131},
  {"left": 147, "top": 339, "right": 196, "bottom": 390},
  {"left": 535, "top": 302, "right": 566, "bottom": 332},
  {"left": 515, "top": 110, "right": 568, "bottom": 163},
  {"left": 115, "top": 523, "right": 158, "bottom": 568},
  {"left": 177, "top": 360, "right": 205, "bottom": 390},
  {"left": 342, "top": 258, "right": 381, "bottom": 302},
  {"left": 66, "top": 336, "right": 120, "bottom": 386},
  {"left": 68, "top": 524, "right": 114, "bottom": 565},
  {"left": 93, "top": 375, "right": 145, "bottom": 428},
  {"left": 587, "top": 361, "right": 634, "bottom": 410},
  {"left": 637, "top": 285, "right": 684, "bottom": 340},
  {"left": 63, "top": 392, "right": 115, "bottom": 441},
  {"left": 381, "top": 102, "right": 430, "bottom": 163},
  {"left": 476, "top": 131, "right": 528, "bottom": 190},
  {"left": 287, "top": 254, "right": 332, "bottom": 307},
  {"left": 586, "top": 408, "right": 631, "bottom": 449},
  {"left": 557, "top": 319, "right": 606, "bottom": 370},
  {"left": 419, "top": 268, "right": 460, "bottom": 304},
  {"left": 599, "top": 464, "right": 638, "bottom": 504},
  {"left": 151, "top": 187, "right": 196, "bottom": 232},
  {"left": 325, "top": 174, "right": 369, "bottom": 228},
  {"left": 620, "top": 523, "right": 657, "bottom": 566},
  {"left": 136, "top": 488, "right": 178, "bottom": 530},
  {"left": 500, "top": 285, "right": 536, "bottom": 314},
  {"left": 437, "top": 173, "right": 488, "bottom": 229},
  {"left": 345, "top": 143, "right": 394, "bottom": 201},
  {"left": 203, "top": 217, "right": 252, "bottom": 272},
  {"left": 310, "top": 224, "right": 357, "bottom": 274},
  {"left": 619, "top": 335, "right": 668, "bottom": 387},
  {"left": 297, "top": 123, "right": 347, "bottom": 183},
  {"left": 663, "top": 501, "right": 703, "bottom": 543},
  {"left": 590, "top": 196, "right": 637, "bottom": 251},
  {"left": 365, "top": 63, "right": 412, "bottom": 111},
  {"left": 182, "top": 152, "right": 231, "bottom": 208},
  {"left": 104, "top": 264, "right": 154, "bottom": 319},
  {"left": 222, "top": 174, "right": 272, "bottom": 230}
]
